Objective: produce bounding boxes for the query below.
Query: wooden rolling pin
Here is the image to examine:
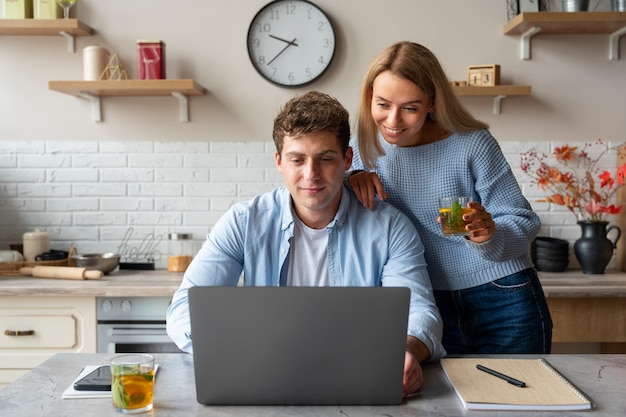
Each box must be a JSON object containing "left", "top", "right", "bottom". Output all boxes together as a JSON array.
[{"left": 19, "top": 266, "right": 103, "bottom": 280}]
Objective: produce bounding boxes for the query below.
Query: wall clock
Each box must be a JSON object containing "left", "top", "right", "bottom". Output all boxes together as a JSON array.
[{"left": 247, "top": 0, "right": 336, "bottom": 88}]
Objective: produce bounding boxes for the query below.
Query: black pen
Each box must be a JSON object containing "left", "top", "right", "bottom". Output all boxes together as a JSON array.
[{"left": 476, "top": 364, "right": 526, "bottom": 387}]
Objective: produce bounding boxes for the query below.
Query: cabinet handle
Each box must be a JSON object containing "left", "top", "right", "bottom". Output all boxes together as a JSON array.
[{"left": 4, "top": 330, "right": 35, "bottom": 336}]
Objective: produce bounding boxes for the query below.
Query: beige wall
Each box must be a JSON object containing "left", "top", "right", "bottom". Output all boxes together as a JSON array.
[{"left": 1, "top": 0, "right": 624, "bottom": 144}]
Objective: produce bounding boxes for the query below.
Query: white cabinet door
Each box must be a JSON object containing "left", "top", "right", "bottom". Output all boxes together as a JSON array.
[{"left": 0, "top": 296, "right": 96, "bottom": 388}]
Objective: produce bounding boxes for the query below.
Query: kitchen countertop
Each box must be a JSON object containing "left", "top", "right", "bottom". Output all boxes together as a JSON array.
[
  {"left": 1, "top": 269, "right": 626, "bottom": 298},
  {"left": 538, "top": 269, "right": 626, "bottom": 297},
  {"left": 0, "top": 269, "right": 184, "bottom": 297},
  {"left": 1, "top": 353, "right": 624, "bottom": 416}
]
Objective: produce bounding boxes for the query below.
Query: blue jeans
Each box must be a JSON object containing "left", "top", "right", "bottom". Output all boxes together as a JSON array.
[{"left": 434, "top": 268, "right": 553, "bottom": 354}]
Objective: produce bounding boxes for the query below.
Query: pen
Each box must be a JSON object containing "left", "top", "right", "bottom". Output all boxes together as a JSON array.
[{"left": 476, "top": 364, "right": 526, "bottom": 387}]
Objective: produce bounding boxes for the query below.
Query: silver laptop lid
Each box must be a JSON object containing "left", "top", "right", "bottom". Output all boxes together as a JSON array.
[{"left": 188, "top": 286, "right": 410, "bottom": 405}]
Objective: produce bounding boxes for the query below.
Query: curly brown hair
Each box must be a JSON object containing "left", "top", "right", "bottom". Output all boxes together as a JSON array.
[{"left": 273, "top": 91, "right": 351, "bottom": 155}]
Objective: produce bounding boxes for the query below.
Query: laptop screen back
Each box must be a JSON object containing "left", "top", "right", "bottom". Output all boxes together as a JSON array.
[{"left": 188, "top": 286, "right": 410, "bottom": 405}]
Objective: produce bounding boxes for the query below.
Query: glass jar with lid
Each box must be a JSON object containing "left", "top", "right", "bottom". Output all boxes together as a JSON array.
[{"left": 167, "top": 233, "right": 193, "bottom": 272}]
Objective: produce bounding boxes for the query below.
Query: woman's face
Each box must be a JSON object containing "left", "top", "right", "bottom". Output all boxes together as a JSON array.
[{"left": 370, "top": 70, "right": 433, "bottom": 147}]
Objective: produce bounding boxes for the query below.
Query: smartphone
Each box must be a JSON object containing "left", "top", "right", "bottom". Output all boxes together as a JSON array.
[{"left": 73, "top": 365, "right": 111, "bottom": 391}]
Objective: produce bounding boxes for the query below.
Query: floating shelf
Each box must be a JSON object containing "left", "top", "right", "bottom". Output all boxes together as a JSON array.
[
  {"left": 0, "top": 19, "right": 94, "bottom": 53},
  {"left": 452, "top": 85, "right": 531, "bottom": 114},
  {"left": 503, "top": 12, "right": 626, "bottom": 60},
  {"left": 48, "top": 79, "right": 207, "bottom": 122}
]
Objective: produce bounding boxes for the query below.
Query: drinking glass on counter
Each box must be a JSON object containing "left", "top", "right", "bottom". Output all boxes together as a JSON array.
[
  {"left": 111, "top": 354, "right": 155, "bottom": 414},
  {"left": 439, "top": 196, "right": 472, "bottom": 236}
]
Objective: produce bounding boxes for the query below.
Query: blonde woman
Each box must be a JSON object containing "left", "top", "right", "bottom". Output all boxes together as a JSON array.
[{"left": 349, "top": 41, "right": 552, "bottom": 354}]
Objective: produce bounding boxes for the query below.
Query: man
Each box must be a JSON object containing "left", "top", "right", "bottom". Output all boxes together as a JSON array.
[{"left": 166, "top": 91, "right": 444, "bottom": 396}]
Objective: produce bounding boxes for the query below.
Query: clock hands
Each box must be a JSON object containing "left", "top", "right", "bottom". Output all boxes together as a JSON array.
[
  {"left": 267, "top": 36, "right": 298, "bottom": 66},
  {"left": 269, "top": 34, "right": 299, "bottom": 47}
]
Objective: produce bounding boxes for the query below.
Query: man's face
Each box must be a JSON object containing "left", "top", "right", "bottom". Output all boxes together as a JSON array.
[{"left": 275, "top": 131, "right": 352, "bottom": 229}]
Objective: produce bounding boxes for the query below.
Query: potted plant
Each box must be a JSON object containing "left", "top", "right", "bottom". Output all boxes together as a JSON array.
[{"left": 521, "top": 139, "right": 626, "bottom": 274}]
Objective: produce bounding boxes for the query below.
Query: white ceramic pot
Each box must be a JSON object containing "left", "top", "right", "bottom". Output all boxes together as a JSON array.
[{"left": 22, "top": 229, "right": 50, "bottom": 262}]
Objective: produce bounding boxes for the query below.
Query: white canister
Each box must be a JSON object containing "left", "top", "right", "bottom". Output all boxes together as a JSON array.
[
  {"left": 22, "top": 229, "right": 50, "bottom": 262},
  {"left": 83, "top": 46, "right": 111, "bottom": 81}
]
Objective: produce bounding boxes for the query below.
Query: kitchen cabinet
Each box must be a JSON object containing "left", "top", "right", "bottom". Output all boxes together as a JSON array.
[
  {"left": 0, "top": 296, "right": 96, "bottom": 389},
  {"left": 503, "top": 12, "right": 626, "bottom": 60},
  {"left": 0, "top": 19, "right": 93, "bottom": 53},
  {"left": 547, "top": 297, "right": 626, "bottom": 353},
  {"left": 48, "top": 79, "right": 207, "bottom": 122},
  {"left": 539, "top": 270, "right": 626, "bottom": 354},
  {"left": 452, "top": 85, "right": 531, "bottom": 114}
]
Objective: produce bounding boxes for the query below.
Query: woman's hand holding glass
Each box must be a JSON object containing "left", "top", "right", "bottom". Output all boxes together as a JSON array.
[{"left": 463, "top": 201, "right": 495, "bottom": 243}]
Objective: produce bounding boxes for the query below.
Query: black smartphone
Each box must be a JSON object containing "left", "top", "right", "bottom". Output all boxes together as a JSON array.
[{"left": 73, "top": 365, "right": 111, "bottom": 391}]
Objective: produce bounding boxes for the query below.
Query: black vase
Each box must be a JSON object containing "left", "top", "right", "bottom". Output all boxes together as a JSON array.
[{"left": 573, "top": 221, "right": 621, "bottom": 274}]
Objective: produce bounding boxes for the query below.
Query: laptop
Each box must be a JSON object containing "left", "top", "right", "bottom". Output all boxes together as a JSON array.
[{"left": 188, "top": 286, "right": 410, "bottom": 406}]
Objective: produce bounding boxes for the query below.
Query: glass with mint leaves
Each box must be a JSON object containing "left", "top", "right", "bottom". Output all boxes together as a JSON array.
[
  {"left": 439, "top": 196, "right": 472, "bottom": 236},
  {"left": 111, "top": 354, "right": 155, "bottom": 414}
]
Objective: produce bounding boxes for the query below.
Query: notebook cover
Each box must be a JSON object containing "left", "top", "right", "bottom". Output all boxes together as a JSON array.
[{"left": 440, "top": 358, "right": 593, "bottom": 411}]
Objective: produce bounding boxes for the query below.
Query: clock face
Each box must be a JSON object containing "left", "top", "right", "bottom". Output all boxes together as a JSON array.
[{"left": 247, "top": 0, "right": 336, "bottom": 88}]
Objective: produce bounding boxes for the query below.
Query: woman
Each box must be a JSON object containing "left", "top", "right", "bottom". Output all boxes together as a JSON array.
[{"left": 349, "top": 41, "right": 552, "bottom": 354}]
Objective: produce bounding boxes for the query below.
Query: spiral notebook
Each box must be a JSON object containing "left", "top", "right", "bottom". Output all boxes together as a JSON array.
[{"left": 440, "top": 358, "right": 593, "bottom": 411}]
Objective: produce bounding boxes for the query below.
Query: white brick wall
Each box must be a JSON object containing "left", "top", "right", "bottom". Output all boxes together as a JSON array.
[
  {"left": 0, "top": 141, "right": 277, "bottom": 268},
  {"left": 0, "top": 140, "right": 621, "bottom": 269}
]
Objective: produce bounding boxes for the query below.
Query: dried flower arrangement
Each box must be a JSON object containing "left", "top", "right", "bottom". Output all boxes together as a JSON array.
[{"left": 521, "top": 139, "right": 626, "bottom": 222}]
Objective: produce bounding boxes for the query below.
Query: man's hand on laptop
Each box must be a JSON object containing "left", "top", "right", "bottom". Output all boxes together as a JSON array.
[{"left": 403, "top": 336, "right": 430, "bottom": 397}]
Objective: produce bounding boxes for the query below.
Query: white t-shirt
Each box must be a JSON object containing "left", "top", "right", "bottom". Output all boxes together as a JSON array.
[{"left": 286, "top": 214, "right": 329, "bottom": 286}]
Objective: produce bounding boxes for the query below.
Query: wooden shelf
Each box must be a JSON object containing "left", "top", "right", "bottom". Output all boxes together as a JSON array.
[
  {"left": 48, "top": 80, "right": 207, "bottom": 122},
  {"left": 0, "top": 19, "right": 93, "bottom": 36},
  {"left": 503, "top": 12, "right": 626, "bottom": 60},
  {"left": 504, "top": 12, "right": 626, "bottom": 35},
  {"left": 452, "top": 85, "right": 531, "bottom": 96},
  {"left": 452, "top": 85, "right": 531, "bottom": 114},
  {"left": 48, "top": 80, "right": 206, "bottom": 97},
  {"left": 0, "top": 19, "right": 93, "bottom": 52}
]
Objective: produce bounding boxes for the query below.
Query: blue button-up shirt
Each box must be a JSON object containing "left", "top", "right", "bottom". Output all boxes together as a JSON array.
[{"left": 166, "top": 186, "right": 444, "bottom": 360}]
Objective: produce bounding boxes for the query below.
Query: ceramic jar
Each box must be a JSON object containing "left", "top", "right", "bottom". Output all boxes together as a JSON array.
[{"left": 22, "top": 229, "right": 50, "bottom": 262}]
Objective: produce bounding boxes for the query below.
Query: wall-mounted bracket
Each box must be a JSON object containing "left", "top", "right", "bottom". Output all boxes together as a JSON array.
[
  {"left": 610, "top": 26, "right": 626, "bottom": 60},
  {"left": 520, "top": 26, "right": 541, "bottom": 60},
  {"left": 75, "top": 91, "right": 192, "bottom": 122},
  {"left": 493, "top": 95, "right": 507, "bottom": 114},
  {"left": 59, "top": 30, "right": 76, "bottom": 53},
  {"left": 171, "top": 92, "right": 189, "bottom": 123},
  {"left": 78, "top": 92, "right": 102, "bottom": 122}
]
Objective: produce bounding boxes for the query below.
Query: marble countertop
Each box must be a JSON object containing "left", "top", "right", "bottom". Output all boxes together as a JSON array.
[
  {"left": 0, "top": 269, "right": 183, "bottom": 297},
  {"left": 1, "top": 353, "right": 624, "bottom": 416},
  {"left": 1, "top": 269, "right": 626, "bottom": 298}
]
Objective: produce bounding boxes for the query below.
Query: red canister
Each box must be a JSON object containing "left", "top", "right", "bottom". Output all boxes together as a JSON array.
[{"left": 137, "top": 40, "right": 166, "bottom": 80}]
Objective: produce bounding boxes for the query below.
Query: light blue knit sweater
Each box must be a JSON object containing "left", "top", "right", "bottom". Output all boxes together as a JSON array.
[{"left": 350, "top": 129, "right": 540, "bottom": 291}]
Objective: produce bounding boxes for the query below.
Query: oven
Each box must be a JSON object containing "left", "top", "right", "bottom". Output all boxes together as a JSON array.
[{"left": 97, "top": 297, "right": 183, "bottom": 354}]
